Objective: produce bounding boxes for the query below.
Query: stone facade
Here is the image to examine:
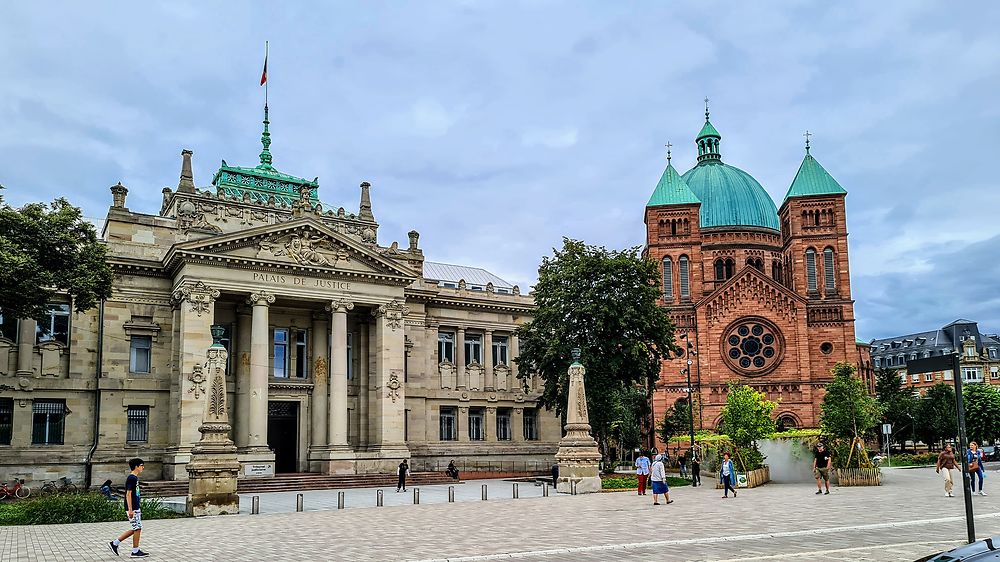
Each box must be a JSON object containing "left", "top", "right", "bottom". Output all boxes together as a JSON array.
[{"left": 0, "top": 130, "right": 559, "bottom": 486}]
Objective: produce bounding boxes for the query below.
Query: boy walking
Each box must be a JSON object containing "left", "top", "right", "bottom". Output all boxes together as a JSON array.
[
  {"left": 396, "top": 459, "right": 410, "bottom": 492},
  {"left": 108, "top": 458, "right": 148, "bottom": 557}
]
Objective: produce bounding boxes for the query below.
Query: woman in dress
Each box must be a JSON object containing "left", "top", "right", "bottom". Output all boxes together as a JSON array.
[{"left": 650, "top": 454, "right": 673, "bottom": 505}]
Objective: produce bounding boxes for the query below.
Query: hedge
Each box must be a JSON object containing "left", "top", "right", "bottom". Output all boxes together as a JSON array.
[{"left": 0, "top": 493, "right": 186, "bottom": 526}]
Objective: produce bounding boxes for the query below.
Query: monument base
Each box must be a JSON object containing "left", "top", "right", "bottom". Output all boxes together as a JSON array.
[
  {"left": 186, "top": 453, "right": 240, "bottom": 516},
  {"left": 238, "top": 448, "right": 276, "bottom": 478},
  {"left": 556, "top": 475, "right": 602, "bottom": 494}
]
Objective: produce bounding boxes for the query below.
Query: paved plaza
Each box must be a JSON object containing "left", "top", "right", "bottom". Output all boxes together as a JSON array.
[{"left": 3, "top": 467, "right": 1000, "bottom": 561}]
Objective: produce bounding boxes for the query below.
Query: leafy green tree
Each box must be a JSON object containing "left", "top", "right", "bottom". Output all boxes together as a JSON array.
[
  {"left": 962, "top": 383, "right": 1000, "bottom": 445},
  {"left": 821, "top": 362, "right": 883, "bottom": 442},
  {"left": 914, "top": 383, "right": 957, "bottom": 449},
  {"left": 719, "top": 382, "right": 776, "bottom": 470},
  {"left": 657, "top": 400, "right": 691, "bottom": 446},
  {"left": 874, "top": 367, "right": 918, "bottom": 451},
  {"left": 608, "top": 385, "right": 650, "bottom": 462},
  {"left": 515, "top": 238, "right": 677, "bottom": 461},
  {"left": 0, "top": 190, "right": 113, "bottom": 321}
]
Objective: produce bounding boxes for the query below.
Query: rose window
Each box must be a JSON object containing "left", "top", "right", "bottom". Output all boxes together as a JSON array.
[{"left": 721, "top": 318, "right": 784, "bottom": 376}]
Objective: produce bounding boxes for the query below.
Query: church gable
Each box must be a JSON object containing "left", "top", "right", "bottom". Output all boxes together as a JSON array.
[
  {"left": 699, "top": 267, "right": 804, "bottom": 327},
  {"left": 164, "top": 218, "right": 417, "bottom": 282}
]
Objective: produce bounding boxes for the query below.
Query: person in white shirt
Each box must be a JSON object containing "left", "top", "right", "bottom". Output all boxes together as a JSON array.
[
  {"left": 635, "top": 453, "right": 651, "bottom": 495},
  {"left": 650, "top": 454, "right": 673, "bottom": 505}
]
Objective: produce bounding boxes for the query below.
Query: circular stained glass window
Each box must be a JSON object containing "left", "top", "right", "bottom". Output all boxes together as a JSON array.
[{"left": 721, "top": 317, "right": 784, "bottom": 377}]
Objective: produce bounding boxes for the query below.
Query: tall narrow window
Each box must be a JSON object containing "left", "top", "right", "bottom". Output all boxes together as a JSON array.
[
  {"left": 523, "top": 407, "right": 539, "bottom": 441},
  {"left": 492, "top": 336, "right": 509, "bottom": 366},
  {"left": 439, "top": 407, "right": 457, "bottom": 441},
  {"left": 32, "top": 399, "right": 65, "bottom": 444},
  {"left": 36, "top": 304, "right": 70, "bottom": 345},
  {"left": 469, "top": 408, "right": 485, "bottom": 441},
  {"left": 805, "top": 249, "right": 817, "bottom": 292},
  {"left": 0, "top": 398, "right": 12, "bottom": 445},
  {"left": 497, "top": 408, "right": 512, "bottom": 441},
  {"left": 273, "top": 328, "right": 289, "bottom": 378},
  {"left": 295, "top": 330, "right": 308, "bottom": 378},
  {"left": 662, "top": 257, "right": 673, "bottom": 300},
  {"left": 465, "top": 334, "right": 482, "bottom": 365},
  {"left": 714, "top": 259, "right": 725, "bottom": 281},
  {"left": 126, "top": 406, "right": 149, "bottom": 443},
  {"left": 725, "top": 259, "right": 735, "bottom": 279},
  {"left": 679, "top": 256, "right": 690, "bottom": 298},
  {"left": 438, "top": 331, "right": 455, "bottom": 363},
  {"left": 0, "top": 312, "right": 16, "bottom": 341},
  {"left": 129, "top": 336, "right": 152, "bottom": 374},
  {"left": 823, "top": 247, "right": 836, "bottom": 293}
]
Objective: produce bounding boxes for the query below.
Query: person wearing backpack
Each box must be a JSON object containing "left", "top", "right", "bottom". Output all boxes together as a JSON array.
[{"left": 967, "top": 442, "right": 986, "bottom": 496}]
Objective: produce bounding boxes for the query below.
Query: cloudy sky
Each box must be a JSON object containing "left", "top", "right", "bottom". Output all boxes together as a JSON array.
[{"left": 2, "top": 1, "right": 998, "bottom": 340}]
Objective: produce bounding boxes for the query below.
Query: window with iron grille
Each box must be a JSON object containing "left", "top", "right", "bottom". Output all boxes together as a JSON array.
[
  {"left": 32, "top": 399, "right": 65, "bottom": 445},
  {"left": 126, "top": 406, "right": 149, "bottom": 443},
  {"left": 0, "top": 398, "right": 12, "bottom": 445},
  {"left": 469, "top": 408, "right": 485, "bottom": 441}
]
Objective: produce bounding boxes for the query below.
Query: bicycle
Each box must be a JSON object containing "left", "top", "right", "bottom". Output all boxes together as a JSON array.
[
  {"left": 39, "top": 476, "right": 78, "bottom": 496},
  {"left": 0, "top": 478, "right": 31, "bottom": 499}
]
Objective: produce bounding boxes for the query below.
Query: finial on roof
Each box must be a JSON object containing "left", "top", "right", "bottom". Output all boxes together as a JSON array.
[
  {"left": 258, "top": 105, "right": 274, "bottom": 170},
  {"left": 804, "top": 130, "right": 812, "bottom": 154},
  {"left": 704, "top": 97, "right": 710, "bottom": 122},
  {"left": 665, "top": 141, "right": 673, "bottom": 164}
]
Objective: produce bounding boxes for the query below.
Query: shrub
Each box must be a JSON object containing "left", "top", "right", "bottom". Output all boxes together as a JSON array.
[
  {"left": 885, "top": 453, "right": 938, "bottom": 467},
  {"left": 600, "top": 475, "right": 691, "bottom": 489},
  {"left": 0, "top": 493, "right": 185, "bottom": 526}
]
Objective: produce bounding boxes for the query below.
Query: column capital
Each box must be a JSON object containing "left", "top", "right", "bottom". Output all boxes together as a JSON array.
[
  {"left": 457, "top": 326, "right": 466, "bottom": 334},
  {"left": 248, "top": 290, "right": 275, "bottom": 306},
  {"left": 485, "top": 329, "right": 494, "bottom": 336},
  {"left": 172, "top": 280, "right": 220, "bottom": 317},
  {"left": 372, "top": 298, "right": 409, "bottom": 331},
  {"left": 326, "top": 299, "right": 355, "bottom": 314}
]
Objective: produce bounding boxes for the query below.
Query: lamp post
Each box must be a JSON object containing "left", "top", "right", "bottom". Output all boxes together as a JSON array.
[{"left": 680, "top": 334, "right": 698, "bottom": 465}]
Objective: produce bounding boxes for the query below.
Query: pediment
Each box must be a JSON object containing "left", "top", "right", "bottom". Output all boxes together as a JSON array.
[
  {"left": 164, "top": 218, "right": 417, "bottom": 283},
  {"left": 697, "top": 267, "right": 806, "bottom": 327}
]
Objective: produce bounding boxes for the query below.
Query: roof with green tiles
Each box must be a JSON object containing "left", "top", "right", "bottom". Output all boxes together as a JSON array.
[
  {"left": 783, "top": 152, "right": 847, "bottom": 200},
  {"left": 646, "top": 163, "right": 701, "bottom": 207}
]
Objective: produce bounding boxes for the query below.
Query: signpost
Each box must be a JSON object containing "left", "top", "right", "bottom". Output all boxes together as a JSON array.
[
  {"left": 881, "top": 423, "right": 892, "bottom": 467},
  {"left": 907, "top": 354, "right": 972, "bottom": 543}
]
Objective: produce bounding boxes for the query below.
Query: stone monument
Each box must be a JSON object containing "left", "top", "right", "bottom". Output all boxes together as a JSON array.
[
  {"left": 186, "top": 325, "right": 241, "bottom": 516},
  {"left": 555, "top": 348, "right": 602, "bottom": 494}
]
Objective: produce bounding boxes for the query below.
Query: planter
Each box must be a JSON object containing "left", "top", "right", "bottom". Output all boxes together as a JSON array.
[
  {"left": 716, "top": 466, "right": 770, "bottom": 489},
  {"left": 835, "top": 467, "right": 882, "bottom": 486}
]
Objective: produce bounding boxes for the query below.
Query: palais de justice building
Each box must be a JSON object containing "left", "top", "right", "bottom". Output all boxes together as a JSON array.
[
  {"left": 646, "top": 110, "right": 872, "bottom": 446},
  {"left": 0, "top": 109, "right": 559, "bottom": 484}
]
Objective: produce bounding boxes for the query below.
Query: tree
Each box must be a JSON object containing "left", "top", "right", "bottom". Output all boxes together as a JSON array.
[
  {"left": 0, "top": 190, "right": 113, "bottom": 321},
  {"left": 914, "top": 383, "right": 958, "bottom": 449},
  {"left": 515, "top": 238, "right": 677, "bottom": 461},
  {"left": 718, "top": 382, "right": 776, "bottom": 470},
  {"left": 820, "top": 362, "right": 883, "bottom": 467},
  {"left": 657, "top": 400, "right": 691, "bottom": 447},
  {"left": 608, "top": 385, "right": 650, "bottom": 462},
  {"left": 874, "top": 367, "right": 918, "bottom": 452},
  {"left": 962, "top": 383, "right": 1000, "bottom": 445}
]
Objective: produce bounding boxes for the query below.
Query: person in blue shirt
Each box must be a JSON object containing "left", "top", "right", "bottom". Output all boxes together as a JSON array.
[
  {"left": 719, "top": 452, "right": 738, "bottom": 498},
  {"left": 635, "top": 452, "right": 651, "bottom": 495},
  {"left": 108, "top": 458, "right": 148, "bottom": 557},
  {"left": 967, "top": 441, "right": 987, "bottom": 496}
]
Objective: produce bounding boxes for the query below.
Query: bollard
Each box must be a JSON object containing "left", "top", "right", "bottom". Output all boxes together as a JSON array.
[
  {"left": 337, "top": 491, "right": 345, "bottom": 510},
  {"left": 448, "top": 485, "right": 455, "bottom": 503},
  {"left": 377, "top": 489, "right": 384, "bottom": 507},
  {"left": 571, "top": 481, "right": 578, "bottom": 495},
  {"left": 481, "top": 483, "right": 488, "bottom": 501},
  {"left": 296, "top": 493, "right": 304, "bottom": 512},
  {"left": 251, "top": 495, "right": 260, "bottom": 515},
  {"left": 513, "top": 483, "right": 519, "bottom": 499},
  {"left": 543, "top": 483, "right": 549, "bottom": 497},
  {"left": 413, "top": 488, "right": 420, "bottom": 505}
]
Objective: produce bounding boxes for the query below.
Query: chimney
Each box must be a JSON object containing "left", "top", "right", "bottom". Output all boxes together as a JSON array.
[
  {"left": 359, "top": 181, "right": 375, "bottom": 222},
  {"left": 110, "top": 182, "right": 129, "bottom": 209},
  {"left": 178, "top": 149, "right": 196, "bottom": 193},
  {"left": 407, "top": 230, "right": 420, "bottom": 251}
]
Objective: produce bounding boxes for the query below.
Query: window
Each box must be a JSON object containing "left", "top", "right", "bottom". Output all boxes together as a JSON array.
[
  {"left": 991, "top": 367, "right": 999, "bottom": 380},
  {"left": 944, "top": 370, "right": 953, "bottom": 381},
  {"left": 874, "top": 358, "right": 881, "bottom": 368},
  {"left": 32, "top": 399, "right": 65, "bottom": 444},
  {"left": 347, "top": 332, "right": 353, "bottom": 379},
  {"left": 911, "top": 373, "right": 919, "bottom": 382},
  {"left": 714, "top": 259, "right": 725, "bottom": 281},
  {"left": 523, "top": 408, "right": 539, "bottom": 441},
  {"left": 37, "top": 304, "right": 70, "bottom": 345},
  {"left": 465, "top": 334, "right": 482, "bottom": 365},
  {"left": 129, "top": 336, "right": 152, "bottom": 374},
  {"left": 963, "top": 367, "right": 983, "bottom": 383},
  {"left": 924, "top": 373, "right": 933, "bottom": 382},
  {"left": 662, "top": 257, "right": 673, "bottom": 300},
  {"left": 295, "top": 330, "right": 308, "bottom": 378},
  {"left": 438, "top": 332, "right": 455, "bottom": 363},
  {"left": 0, "top": 312, "right": 16, "bottom": 341},
  {"left": 273, "top": 328, "right": 289, "bottom": 378},
  {"left": 492, "top": 336, "right": 509, "bottom": 367},
  {"left": 991, "top": 349, "right": 998, "bottom": 359},
  {"left": 439, "top": 407, "right": 457, "bottom": 441},
  {"left": 0, "top": 398, "right": 12, "bottom": 445},
  {"left": 772, "top": 260, "right": 783, "bottom": 283},
  {"left": 126, "top": 406, "right": 149, "bottom": 443},
  {"left": 679, "top": 256, "right": 690, "bottom": 298},
  {"left": 966, "top": 344, "right": 977, "bottom": 358},
  {"left": 823, "top": 248, "right": 836, "bottom": 292},
  {"left": 497, "top": 408, "right": 512, "bottom": 441},
  {"left": 805, "top": 249, "right": 817, "bottom": 292},
  {"left": 469, "top": 408, "right": 485, "bottom": 441}
]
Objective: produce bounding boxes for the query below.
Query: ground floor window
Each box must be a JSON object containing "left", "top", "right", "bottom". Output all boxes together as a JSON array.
[
  {"left": 440, "top": 407, "right": 457, "bottom": 441},
  {"left": 0, "top": 398, "right": 12, "bottom": 445},
  {"left": 469, "top": 408, "right": 485, "bottom": 441},
  {"left": 32, "top": 399, "right": 66, "bottom": 445},
  {"left": 497, "top": 408, "right": 512, "bottom": 441},
  {"left": 523, "top": 407, "right": 538, "bottom": 441},
  {"left": 126, "top": 406, "right": 149, "bottom": 443}
]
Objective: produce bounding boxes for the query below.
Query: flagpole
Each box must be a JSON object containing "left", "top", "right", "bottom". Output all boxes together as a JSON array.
[{"left": 264, "top": 41, "right": 269, "bottom": 109}]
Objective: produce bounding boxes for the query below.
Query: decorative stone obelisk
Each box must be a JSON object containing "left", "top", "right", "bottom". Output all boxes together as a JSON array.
[
  {"left": 186, "top": 325, "right": 241, "bottom": 516},
  {"left": 555, "top": 349, "right": 602, "bottom": 494}
]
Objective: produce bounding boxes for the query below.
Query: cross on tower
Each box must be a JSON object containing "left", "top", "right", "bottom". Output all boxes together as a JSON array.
[
  {"left": 804, "top": 130, "right": 812, "bottom": 153},
  {"left": 665, "top": 141, "right": 673, "bottom": 164},
  {"left": 704, "top": 97, "right": 710, "bottom": 121}
]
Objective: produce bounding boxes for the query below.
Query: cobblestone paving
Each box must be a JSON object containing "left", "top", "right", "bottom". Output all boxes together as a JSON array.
[{"left": 2, "top": 467, "right": 999, "bottom": 561}]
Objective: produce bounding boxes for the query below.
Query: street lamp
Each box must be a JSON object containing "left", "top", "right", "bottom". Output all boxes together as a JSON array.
[{"left": 679, "top": 333, "right": 698, "bottom": 467}]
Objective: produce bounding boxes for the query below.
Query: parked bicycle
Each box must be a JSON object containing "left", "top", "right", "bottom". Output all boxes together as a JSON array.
[
  {"left": 39, "top": 476, "right": 78, "bottom": 496},
  {"left": 1, "top": 478, "right": 31, "bottom": 500}
]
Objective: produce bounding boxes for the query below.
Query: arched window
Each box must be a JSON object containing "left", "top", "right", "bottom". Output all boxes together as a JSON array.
[
  {"left": 805, "top": 248, "right": 817, "bottom": 292},
  {"left": 670, "top": 220, "right": 678, "bottom": 236},
  {"left": 725, "top": 258, "right": 735, "bottom": 279},
  {"left": 823, "top": 247, "right": 836, "bottom": 293},
  {"left": 679, "top": 255, "right": 690, "bottom": 298},
  {"left": 772, "top": 260, "right": 782, "bottom": 283},
  {"left": 714, "top": 259, "right": 725, "bottom": 281},
  {"left": 662, "top": 257, "right": 673, "bottom": 300}
]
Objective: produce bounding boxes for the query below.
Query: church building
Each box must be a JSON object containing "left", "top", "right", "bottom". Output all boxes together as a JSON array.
[{"left": 645, "top": 107, "right": 872, "bottom": 445}]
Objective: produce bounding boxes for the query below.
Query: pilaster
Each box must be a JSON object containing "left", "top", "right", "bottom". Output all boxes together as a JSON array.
[
  {"left": 238, "top": 290, "right": 276, "bottom": 477},
  {"left": 456, "top": 327, "right": 466, "bottom": 389},
  {"left": 308, "top": 310, "right": 330, "bottom": 471},
  {"left": 484, "top": 330, "right": 494, "bottom": 390},
  {"left": 234, "top": 307, "right": 252, "bottom": 449}
]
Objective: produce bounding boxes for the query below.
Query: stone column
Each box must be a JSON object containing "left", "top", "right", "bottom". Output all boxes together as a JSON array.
[
  {"left": 486, "top": 407, "right": 497, "bottom": 442},
  {"left": 512, "top": 408, "right": 525, "bottom": 442},
  {"left": 326, "top": 299, "right": 353, "bottom": 451},
  {"left": 247, "top": 291, "right": 274, "bottom": 450},
  {"left": 308, "top": 311, "right": 330, "bottom": 470},
  {"left": 359, "top": 319, "right": 370, "bottom": 448},
  {"left": 369, "top": 299, "right": 410, "bottom": 467},
  {"left": 233, "top": 307, "right": 252, "bottom": 448},
  {"left": 15, "top": 318, "right": 36, "bottom": 376},
  {"left": 456, "top": 328, "right": 466, "bottom": 389},
  {"left": 458, "top": 407, "right": 469, "bottom": 442},
  {"left": 484, "top": 330, "right": 494, "bottom": 390}
]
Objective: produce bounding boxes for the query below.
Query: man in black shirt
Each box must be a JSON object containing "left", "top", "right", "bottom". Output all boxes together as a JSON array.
[
  {"left": 813, "top": 443, "right": 832, "bottom": 495},
  {"left": 109, "top": 457, "right": 148, "bottom": 557}
]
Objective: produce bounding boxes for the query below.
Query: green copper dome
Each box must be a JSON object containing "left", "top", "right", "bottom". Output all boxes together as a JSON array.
[{"left": 647, "top": 162, "right": 700, "bottom": 207}]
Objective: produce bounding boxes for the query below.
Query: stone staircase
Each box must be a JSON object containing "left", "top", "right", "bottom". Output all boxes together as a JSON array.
[{"left": 140, "top": 472, "right": 457, "bottom": 498}]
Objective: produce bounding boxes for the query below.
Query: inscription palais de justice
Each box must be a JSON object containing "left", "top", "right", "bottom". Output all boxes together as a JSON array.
[{"left": 252, "top": 272, "right": 351, "bottom": 291}]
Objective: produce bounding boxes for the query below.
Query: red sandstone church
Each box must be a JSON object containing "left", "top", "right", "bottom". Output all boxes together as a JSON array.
[{"left": 645, "top": 108, "right": 872, "bottom": 446}]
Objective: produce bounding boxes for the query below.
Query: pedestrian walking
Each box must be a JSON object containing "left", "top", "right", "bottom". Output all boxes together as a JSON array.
[
  {"left": 108, "top": 458, "right": 149, "bottom": 558},
  {"left": 813, "top": 442, "right": 832, "bottom": 495},
  {"left": 679, "top": 453, "right": 688, "bottom": 479},
  {"left": 635, "top": 452, "right": 651, "bottom": 495},
  {"left": 719, "top": 452, "right": 737, "bottom": 498},
  {"left": 691, "top": 456, "right": 701, "bottom": 487},
  {"left": 396, "top": 459, "right": 410, "bottom": 492},
  {"left": 967, "top": 441, "right": 986, "bottom": 496},
  {"left": 650, "top": 454, "right": 673, "bottom": 505},
  {"left": 936, "top": 443, "right": 959, "bottom": 497},
  {"left": 551, "top": 462, "right": 559, "bottom": 487}
]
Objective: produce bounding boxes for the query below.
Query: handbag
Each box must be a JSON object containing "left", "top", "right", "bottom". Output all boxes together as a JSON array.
[{"left": 970, "top": 452, "right": 980, "bottom": 472}]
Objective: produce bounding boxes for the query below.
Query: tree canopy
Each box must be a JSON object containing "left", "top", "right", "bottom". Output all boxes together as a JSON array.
[
  {"left": 718, "top": 382, "right": 776, "bottom": 470},
  {"left": 0, "top": 191, "right": 113, "bottom": 321},
  {"left": 874, "top": 366, "right": 918, "bottom": 450},
  {"left": 657, "top": 399, "right": 691, "bottom": 446},
  {"left": 515, "top": 238, "right": 677, "bottom": 460},
  {"left": 914, "top": 383, "right": 958, "bottom": 449},
  {"left": 962, "top": 383, "right": 1000, "bottom": 445},
  {"left": 820, "top": 362, "right": 883, "bottom": 441}
]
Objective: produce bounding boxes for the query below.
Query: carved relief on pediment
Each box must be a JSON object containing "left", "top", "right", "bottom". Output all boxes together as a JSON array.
[{"left": 256, "top": 232, "right": 351, "bottom": 268}]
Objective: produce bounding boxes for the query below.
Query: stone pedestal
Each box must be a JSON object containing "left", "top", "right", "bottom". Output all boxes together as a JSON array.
[
  {"left": 186, "top": 326, "right": 241, "bottom": 516},
  {"left": 555, "top": 349, "right": 602, "bottom": 494}
]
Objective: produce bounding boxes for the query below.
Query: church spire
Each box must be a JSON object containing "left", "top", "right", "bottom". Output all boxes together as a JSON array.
[
  {"left": 257, "top": 105, "right": 274, "bottom": 170},
  {"left": 695, "top": 97, "right": 722, "bottom": 163}
]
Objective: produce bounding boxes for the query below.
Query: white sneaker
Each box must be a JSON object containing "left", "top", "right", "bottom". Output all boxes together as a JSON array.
[
  {"left": 946, "top": 492, "right": 951, "bottom": 497},
  {"left": 949, "top": 492, "right": 954, "bottom": 497},
  {"left": 980, "top": 491, "right": 988, "bottom": 496}
]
